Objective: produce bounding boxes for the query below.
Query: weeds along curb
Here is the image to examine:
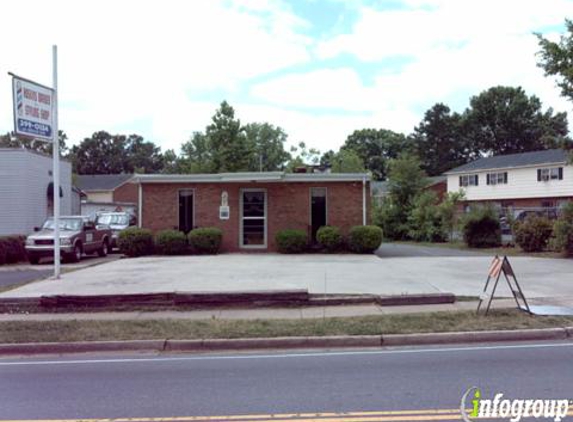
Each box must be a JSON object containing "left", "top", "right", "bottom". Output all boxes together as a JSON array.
[{"left": 0, "top": 328, "right": 571, "bottom": 355}]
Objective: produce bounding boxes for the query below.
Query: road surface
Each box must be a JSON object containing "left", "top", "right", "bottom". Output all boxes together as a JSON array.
[{"left": 0, "top": 341, "right": 572, "bottom": 421}]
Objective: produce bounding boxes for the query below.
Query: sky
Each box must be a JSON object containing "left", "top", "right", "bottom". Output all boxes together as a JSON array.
[{"left": 1, "top": 0, "right": 572, "bottom": 155}]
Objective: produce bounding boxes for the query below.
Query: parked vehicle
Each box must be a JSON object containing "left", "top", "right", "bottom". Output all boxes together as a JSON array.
[
  {"left": 95, "top": 212, "right": 137, "bottom": 249},
  {"left": 25, "top": 216, "right": 112, "bottom": 264}
]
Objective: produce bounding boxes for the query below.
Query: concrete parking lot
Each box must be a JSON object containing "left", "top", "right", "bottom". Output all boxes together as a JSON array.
[{"left": 1, "top": 250, "right": 572, "bottom": 300}]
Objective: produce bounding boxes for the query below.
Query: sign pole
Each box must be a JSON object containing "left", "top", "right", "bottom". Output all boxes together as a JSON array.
[{"left": 52, "top": 45, "right": 60, "bottom": 279}]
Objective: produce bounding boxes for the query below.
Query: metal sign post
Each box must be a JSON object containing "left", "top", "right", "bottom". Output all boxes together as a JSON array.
[
  {"left": 52, "top": 45, "right": 60, "bottom": 279},
  {"left": 477, "top": 255, "right": 531, "bottom": 315},
  {"left": 9, "top": 45, "right": 60, "bottom": 278}
]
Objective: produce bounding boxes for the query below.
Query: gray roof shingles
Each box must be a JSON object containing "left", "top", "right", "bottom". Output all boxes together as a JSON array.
[
  {"left": 75, "top": 174, "right": 133, "bottom": 191},
  {"left": 446, "top": 149, "right": 569, "bottom": 174}
]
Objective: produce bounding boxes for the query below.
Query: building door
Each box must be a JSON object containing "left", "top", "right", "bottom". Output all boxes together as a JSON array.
[
  {"left": 310, "top": 187, "right": 327, "bottom": 243},
  {"left": 241, "top": 189, "right": 266, "bottom": 248},
  {"left": 178, "top": 189, "right": 194, "bottom": 234}
]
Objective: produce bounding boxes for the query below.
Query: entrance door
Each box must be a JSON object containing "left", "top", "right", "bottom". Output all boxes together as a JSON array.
[
  {"left": 241, "top": 189, "right": 266, "bottom": 248},
  {"left": 178, "top": 189, "right": 194, "bottom": 234},
  {"left": 310, "top": 187, "right": 327, "bottom": 243}
]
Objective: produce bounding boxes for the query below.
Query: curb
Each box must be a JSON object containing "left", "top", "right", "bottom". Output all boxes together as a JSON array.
[{"left": 0, "top": 328, "right": 570, "bottom": 355}]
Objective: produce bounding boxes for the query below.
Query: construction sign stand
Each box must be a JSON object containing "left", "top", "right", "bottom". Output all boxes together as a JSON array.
[{"left": 477, "top": 255, "right": 531, "bottom": 315}]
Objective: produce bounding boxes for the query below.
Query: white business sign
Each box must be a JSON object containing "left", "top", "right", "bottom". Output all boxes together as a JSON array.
[{"left": 12, "top": 76, "right": 55, "bottom": 140}]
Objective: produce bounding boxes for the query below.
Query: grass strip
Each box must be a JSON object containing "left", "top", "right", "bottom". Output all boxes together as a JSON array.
[{"left": 1, "top": 310, "right": 572, "bottom": 344}]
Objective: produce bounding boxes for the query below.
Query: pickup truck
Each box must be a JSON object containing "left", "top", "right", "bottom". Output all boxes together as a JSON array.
[
  {"left": 95, "top": 211, "right": 137, "bottom": 249},
  {"left": 25, "top": 216, "right": 112, "bottom": 264}
]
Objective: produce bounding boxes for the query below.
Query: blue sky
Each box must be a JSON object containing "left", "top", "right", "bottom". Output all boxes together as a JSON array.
[{"left": 1, "top": 0, "right": 572, "bottom": 154}]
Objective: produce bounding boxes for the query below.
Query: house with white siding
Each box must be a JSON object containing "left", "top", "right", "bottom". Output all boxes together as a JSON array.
[
  {"left": 445, "top": 149, "right": 572, "bottom": 213},
  {"left": 0, "top": 148, "right": 72, "bottom": 236}
]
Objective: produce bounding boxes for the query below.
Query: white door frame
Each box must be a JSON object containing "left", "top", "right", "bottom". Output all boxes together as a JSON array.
[{"left": 239, "top": 188, "right": 267, "bottom": 249}]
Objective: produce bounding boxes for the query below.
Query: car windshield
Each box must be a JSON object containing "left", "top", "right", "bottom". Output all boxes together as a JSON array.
[
  {"left": 98, "top": 214, "right": 129, "bottom": 225},
  {"left": 42, "top": 218, "right": 82, "bottom": 231}
]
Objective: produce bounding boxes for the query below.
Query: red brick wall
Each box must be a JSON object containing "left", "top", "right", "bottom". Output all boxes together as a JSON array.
[
  {"left": 425, "top": 181, "right": 447, "bottom": 201},
  {"left": 113, "top": 182, "right": 138, "bottom": 204},
  {"left": 141, "top": 181, "right": 367, "bottom": 252},
  {"left": 462, "top": 197, "right": 573, "bottom": 209}
]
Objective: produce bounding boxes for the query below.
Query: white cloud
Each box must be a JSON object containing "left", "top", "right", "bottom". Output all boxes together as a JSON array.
[
  {"left": 0, "top": 0, "right": 311, "bottom": 150},
  {"left": 0, "top": 0, "right": 571, "bottom": 156}
]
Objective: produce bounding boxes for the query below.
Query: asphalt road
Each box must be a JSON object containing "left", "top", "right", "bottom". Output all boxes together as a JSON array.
[
  {"left": 0, "top": 269, "right": 51, "bottom": 288},
  {"left": 0, "top": 341, "right": 572, "bottom": 421}
]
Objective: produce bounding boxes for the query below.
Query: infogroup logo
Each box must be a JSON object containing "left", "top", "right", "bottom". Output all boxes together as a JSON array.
[{"left": 460, "top": 386, "right": 571, "bottom": 422}]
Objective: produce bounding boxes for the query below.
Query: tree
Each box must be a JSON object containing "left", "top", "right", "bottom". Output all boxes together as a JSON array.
[
  {"left": 70, "top": 131, "right": 127, "bottom": 174},
  {"left": 463, "top": 86, "right": 569, "bottom": 155},
  {"left": 205, "top": 101, "right": 251, "bottom": 172},
  {"left": 408, "top": 190, "right": 445, "bottom": 242},
  {"left": 342, "top": 129, "right": 410, "bottom": 180},
  {"left": 179, "top": 132, "right": 215, "bottom": 173},
  {"left": 373, "top": 154, "right": 427, "bottom": 240},
  {"left": 0, "top": 130, "right": 69, "bottom": 156},
  {"left": 243, "top": 122, "right": 291, "bottom": 171},
  {"left": 286, "top": 142, "right": 320, "bottom": 171},
  {"left": 70, "top": 131, "right": 165, "bottom": 174},
  {"left": 330, "top": 149, "right": 365, "bottom": 173},
  {"left": 536, "top": 20, "right": 573, "bottom": 102},
  {"left": 411, "top": 103, "right": 473, "bottom": 176}
]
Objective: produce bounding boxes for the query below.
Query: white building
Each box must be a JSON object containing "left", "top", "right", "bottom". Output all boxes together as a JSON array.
[
  {"left": 446, "top": 149, "right": 572, "bottom": 212},
  {"left": 0, "top": 148, "right": 72, "bottom": 236}
]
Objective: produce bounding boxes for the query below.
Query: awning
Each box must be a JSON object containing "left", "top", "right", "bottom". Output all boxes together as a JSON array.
[{"left": 47, "top": 182, "right": 64, "bottom": 199}]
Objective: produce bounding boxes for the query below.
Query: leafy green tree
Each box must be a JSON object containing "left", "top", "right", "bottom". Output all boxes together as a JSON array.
[
  {"left": 205, "top": 101, "right": 251, "bottom": 172},
  {"left": 342, "top": 129, "right": 410, "bottom": 180},
  {"left": 437, "top": 191, "right": 465, "bottom": 241},
  {"left": 0, "top": 130, "right": 69, "bottom": 156},
  {"left": 243, "top": 122, "right": 291, "bottom": 171},
  {"left": 330, "top": 149, "right": 366, "bottom": 173},
  {"left": 124, "top": 134, "right": 164, "bottom": 173},
  {"left": 408, "top": 190, "right": 445, "bottom": 242},
  {"left": 411, "top": 103, "right": 473, "bottom": 176},
  {"left": 374, "top": 154, "right": 427, "bottom": 240},
  {"left": 536, "top": 20, "right": 573, "bottom": 102},
  {"left": 179, "top": 132, "right": 215, "bottom": 173},
  {"left": 161, "top": 149, "right": 183, "bottom": 174},
  {"left": 286, "top": 141, "right": 320, "bottom": 171},
  {"left": 70, "top": 131, "right": 127, "bottom": 174},
  {"left": 463, "top": 86, "right": 569, "bottom": 155}
]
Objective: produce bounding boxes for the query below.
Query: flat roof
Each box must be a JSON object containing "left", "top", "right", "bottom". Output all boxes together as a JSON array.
[{"left": 131, "top": 172, "right": 370, "bottom": 184}]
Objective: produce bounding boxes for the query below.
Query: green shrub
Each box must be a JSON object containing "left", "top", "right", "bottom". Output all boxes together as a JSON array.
[
  {"left": 372, "top": 200, "right": 409, "bottom": 240},
  {"left": 188, "top": 227, "right": 223, "bottom": 254},
  {"left": 514, "top": 215, "right": 553, "bottom": 252},
  {"left": 551, "top": 202, "right": 573, "bottom": 256},
  {"left": 0, "top": 236, "right": 27, "bottom": 264},
  {"left": 155, "top": 230, "right": 188, "bottom": 255},
  {"left": 348, "top": 225, "right": 383, "bottom": 253},
  {"left": 407, "top": 191, "right": 446, "bottom": 242},
  {"left": 275, "top": 229, "right": 307, "bottom": 253},
  {"left": 462, "top": 207, "right": 501, "bottom": 248},
  {"left": 316, "top": 226, "right": 344, "bottom": 252},
  {"left": 118, "top": 227, "right": 154, "bottom": 257}
]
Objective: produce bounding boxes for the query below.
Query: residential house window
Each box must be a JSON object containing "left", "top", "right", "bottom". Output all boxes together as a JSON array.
[
  {"left": 537, "top": 167, "right": 563, "bottom": 182},
  {"left": 486, "top": 172, "right": 508, "bottom": 185},
  {"left": 459, "top": 174, "right": 479, "bottom": 187}
]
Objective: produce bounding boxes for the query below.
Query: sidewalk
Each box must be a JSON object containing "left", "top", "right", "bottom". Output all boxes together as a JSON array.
[{"left": 0, "top": 300, "right": 515, "bottom": 322}]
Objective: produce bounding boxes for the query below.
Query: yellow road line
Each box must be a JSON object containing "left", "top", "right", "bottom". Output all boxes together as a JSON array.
[{"left": 1, "top": 410, "right": 572, "bottom": 422}]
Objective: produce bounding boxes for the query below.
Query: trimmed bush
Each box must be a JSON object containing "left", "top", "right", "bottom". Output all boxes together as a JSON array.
[
  {"left": 462, "top": 207, "right": 501, "bottom": 248},
  {"left": 276, "top": 229, "right": 307, "bottom": 253},
  {"left": 188, "top": 227, "right": 223, "bottom": 254},
  {"left": 0, "top": 236, "right": 27, "bottom": 264},
  {"left": 551, "top": 202, "right": 573, "bottom": 256},
  {"left": 155, "top": 230, "right": 188, "bottom": 255},
  {"left": 118, "top": 227, "right": 154, "bottom": 257},
  {"left": 514, "top": 215, "right": 553, "bottom": 252},
  {"left": 348, "top": 225, "right": 383, "bottom": 253},
  {"left": 316, "top": 226, "right": 344, "bottom": 252}
]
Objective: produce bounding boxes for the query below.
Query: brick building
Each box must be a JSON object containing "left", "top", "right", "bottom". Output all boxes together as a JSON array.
[{"left": 131, "top": 172, "right": 370, "bottom": 252}]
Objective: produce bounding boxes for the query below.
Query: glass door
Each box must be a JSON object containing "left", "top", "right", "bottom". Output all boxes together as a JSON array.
[
  {"left": 310, "top": 187, "right": 327, "bottom": 243},
  {"left": 241, "top": 189, "right": 266, "bottom": 248},
  {"left": 178, "top": 189, "right": 194, "bottom": 234}
]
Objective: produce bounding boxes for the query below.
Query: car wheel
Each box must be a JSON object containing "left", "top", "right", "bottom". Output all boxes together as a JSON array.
[
  {"left": 28, "top": 255, "right": 40, "bottom": 265},
  {"left": 68, "top": 244, "right": 82, "bottom": 263},
  {"left": 98, "top": 240, "right": 109, "bottom": 257}
]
